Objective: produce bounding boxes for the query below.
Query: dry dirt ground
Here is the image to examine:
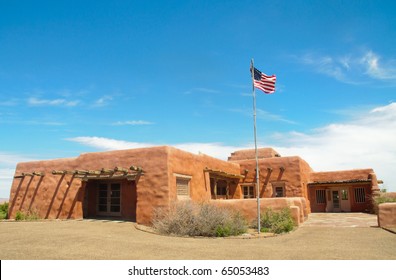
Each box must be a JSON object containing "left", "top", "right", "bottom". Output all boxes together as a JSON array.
[{"left": 0, "top": 214, "right": 395, "bottom": 260}]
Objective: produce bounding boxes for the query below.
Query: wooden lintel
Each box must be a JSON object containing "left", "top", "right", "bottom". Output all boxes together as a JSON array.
[
  {"left": 74, "top": 170, "right": 89, "bottom": 175},
  {"left": 204, "top": 167, "right": 244, "bottom": 179},
  {"left": 87, "top": 170, "right": 101, "bottom": 175},
  {"left": 21, "top": 172, "right": 34, "bottom": 176},
  {"left": 114, "top": 166, "right": 128, "bottom": 173},
  {"left": 130, "top": 166, "right": 142, "bottom": 172},
  {"left": 33, "top": 171, "right": 45, "bottom": 176},
  {"left": 101, "top": 168, "right": 115, "bottom": 174}
]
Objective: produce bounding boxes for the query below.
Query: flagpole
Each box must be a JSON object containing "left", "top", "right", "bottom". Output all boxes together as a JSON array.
[{"left": 251, "top": 59, "right": 261, "bottom": 234}]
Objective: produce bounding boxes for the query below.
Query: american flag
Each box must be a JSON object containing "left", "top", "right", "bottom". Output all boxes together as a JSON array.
[{"left": 252, "top": 67, "right": 276, "bottom": 94}]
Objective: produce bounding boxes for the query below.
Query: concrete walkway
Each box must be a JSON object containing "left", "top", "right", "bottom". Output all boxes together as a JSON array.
[{"left": 301, "top": 213, "right": 378, "bottom": 228}]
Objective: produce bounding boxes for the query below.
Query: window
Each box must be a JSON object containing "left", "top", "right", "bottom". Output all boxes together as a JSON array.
[
  {"left": 216, "top": 180, "right": 228, "bottom": 196},
  {"left": 315, "top": 189, "right": 326, "bottom": 204},
  {"left": 210, "top": 178, "right": 229, "bottom": 199},
  {"left": 341, "top": 189, "right": 348, "bottom": 200},
  {"left": 354, "top": 187, "right": 366, "bottom": 203},
  {"left": 176, "top": 177, "right": 190, "bottom": 199},
  {"left": 243, "top": 186, "right": 255, "bottom": 199},
  {"left": 272, "top": 182, "right": 285, "bottom": 197}
]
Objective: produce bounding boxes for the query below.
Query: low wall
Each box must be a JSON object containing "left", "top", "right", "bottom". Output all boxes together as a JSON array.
[
  {"left": 210, "top": 197, "right": 307, "bottom": 226},
  {"left": 378, "top": 203, "right": 396, "bottom": 228}
]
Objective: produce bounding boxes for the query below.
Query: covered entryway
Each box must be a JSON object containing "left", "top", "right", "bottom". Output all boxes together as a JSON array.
[
  {"left": 84, "top": 179, "right": 136, "bottom": 220},
  {"left": 97, "top": 182, "right": 121, "bottom": 216},
  {"left": 309, "top": 180, "right": 373, "bottom": 213},
  {"left": 50, "top": 166, "right": 143, "bottom": 221},
  {"left": 326, "top": 187, "right": 351, "bottom": 212}
]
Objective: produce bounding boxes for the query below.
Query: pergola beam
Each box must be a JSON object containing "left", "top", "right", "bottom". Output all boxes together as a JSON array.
[{"left": 204, "top": 167, "right": 245, "bottom": 179}]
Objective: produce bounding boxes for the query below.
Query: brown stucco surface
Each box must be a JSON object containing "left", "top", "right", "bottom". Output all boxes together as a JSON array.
[
  {"left": 310, "top": 169, "right": 375, "bottom": 182},
  {"left": 0, "top": 218, "right": 395, "bottom": 260},
  {"left": 378, "top": 203, "right": 396, "bottom": 228},
  {"left": 167, "top": 147, "right": 241, "bottom": 201},
  {"left": 228, "top": 148, "right": 281, "bottom": 161},
  {"left": 8, "top": 145, "right": 381, "bottom": 226},
  {"left": 211, "top": 197, "right": 307, "bottom": 226},
  {"left": 236, "top": 156, "right": 311, "bottom": 199},
  {"left": 8, "top": 146, "right": 173, "bottom": 224}
]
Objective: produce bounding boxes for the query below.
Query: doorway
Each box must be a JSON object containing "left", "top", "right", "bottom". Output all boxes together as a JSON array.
[
  {"left": 332, "top": 190, "right": 340, "bottom": 212},
  {"left": 326, "top": 188, "right": 351, "bottom": 212},
  {"left": 97, "top": 183, "right": 121, "bottom": 216}
]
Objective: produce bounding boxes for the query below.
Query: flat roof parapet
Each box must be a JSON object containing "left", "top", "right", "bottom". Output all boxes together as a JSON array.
[{"left": 228, "top": 148, "right": 281, "bottom": 161}]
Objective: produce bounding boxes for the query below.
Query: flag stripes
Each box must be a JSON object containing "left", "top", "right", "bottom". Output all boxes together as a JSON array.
[{"left": 253, "top": 67, "right": 276, "bottom": 94}]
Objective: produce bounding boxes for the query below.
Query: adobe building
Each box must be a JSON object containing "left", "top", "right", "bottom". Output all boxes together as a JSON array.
[{"left": 7, "top": 146, "right": 380, "bottom": 225}]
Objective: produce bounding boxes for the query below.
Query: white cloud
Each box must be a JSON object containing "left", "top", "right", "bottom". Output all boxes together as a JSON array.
[
  {"left": 272, "top": 102, "right": 396, "bottom": 191},
  {"left": 66, "top": 137, "right": 244, "bottom": 161},
  {"left": 66, "top": 103, "right": 396, "bottom": 192},
  {"left": 28, "top": 97, "right": 79, "bottom": 107},
  {"left": 229, "top": 108, "right": 297, "bottom": 124},
  {"left": 0, "top": 153, "right": 37, "bottom": 198},
  {"left": 65, "top": 137, "right": 152, "bottom": 150},
  {"left": 298, "top": 50, "right": 396, "bottom": 84},
  {"left": 184, "top": 88, "right": 220, "bottom": 95},
  {"left": 112, "top": 120, "right": 154, "bottom": 126},
  {"left": 360, "top": 51, "right": 396, "bottom": 80},
  {"left": 93, "top": 96, "right": 113, "bottom": 107}
]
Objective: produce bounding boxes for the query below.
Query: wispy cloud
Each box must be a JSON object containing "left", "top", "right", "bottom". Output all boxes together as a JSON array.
[
  {"left": 0, "top": 98, "right": 19, "bottom": 106},
  {"left": 229, "top": 108, "right": 297, "bottom": 124},
  {"left": 297, "top": 50, "right": 396, "bottom": 85},
  {"left": 112, "top": 120, "right": 154, "bottom": 126},
  {"left": 0, "top": 152, "right": 38, "bottom": 198},
  {"left": 184, "top": 88, "right": 220, "bottom": 95},
  {"left": 27, "top": 97, "right": 79, "bottom": 107},
  {"left": 93, "top": 95, "right": 113, "bottom": 107},
  {"left": 360, "top": 51, "right": 396, "bottom": 80},
  {"left": 65, "top": 137, "right": 154, "bottom": 150}
]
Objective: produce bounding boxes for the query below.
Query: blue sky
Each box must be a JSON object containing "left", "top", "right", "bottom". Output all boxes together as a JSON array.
[{"left": 1, "top": 0, "right": 396, "bottom": 197}]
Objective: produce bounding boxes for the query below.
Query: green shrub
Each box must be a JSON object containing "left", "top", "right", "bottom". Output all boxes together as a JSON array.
[
  {"left": 153, "top": 201, "right": 247, "bottom": 237},
  {"left": 15, "top": 209, "right": 40, "bottom": 221},
  {"left": 0, "top": 202, "right": 8, "bottom": 220},
  {"left": 260, "top": 207, "right": 294, "bottom": 234}
]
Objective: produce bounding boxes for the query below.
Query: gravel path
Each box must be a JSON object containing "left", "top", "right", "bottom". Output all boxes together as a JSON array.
[{"left": 0, "top": 218, "right": 395, "bottom": 260}]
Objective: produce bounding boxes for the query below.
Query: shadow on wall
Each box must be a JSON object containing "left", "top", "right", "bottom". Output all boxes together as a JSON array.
[{"left": 9, "top": 174, "right": 82, "bottom": 220}]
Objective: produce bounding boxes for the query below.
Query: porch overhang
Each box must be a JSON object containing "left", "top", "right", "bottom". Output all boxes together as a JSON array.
[
  {"left": 308, "top": 179, "right": 371, "bottom": 187},
  {"left": 51, "top": 166, "right": 144, "bottom": 181},
  {"left": 204, "top": 167, "right": 245, "bottom": 180}
]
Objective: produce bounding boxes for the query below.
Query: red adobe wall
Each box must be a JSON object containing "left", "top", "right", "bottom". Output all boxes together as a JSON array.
[
  {"left": 211, "top": 197, "right": 307, "bottom": 226},
  {"left": 308, "top": 169, "right": 378, "bottom": 213},
  {"left": 378, "top": 203, "right": 396, "bottom": 228},
  {"left": 8, "top": 147, "right": 171, "bottom": 224},
  {"left": 231, "top": 155, "right": 312, "bottom": 214},
  {"left": 167, "top": 147, "right": 241, "bottom": 202},
  {"left": 310, "top": 169, "right": 375, "bottom": 182},
  {"left": 8, "top": 146, "right": 245, "bottom": 225}
]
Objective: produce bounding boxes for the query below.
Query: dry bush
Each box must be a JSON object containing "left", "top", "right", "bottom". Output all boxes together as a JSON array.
[{"left": 152, "top": 201, "right": 247, "bottom": 237}]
